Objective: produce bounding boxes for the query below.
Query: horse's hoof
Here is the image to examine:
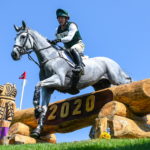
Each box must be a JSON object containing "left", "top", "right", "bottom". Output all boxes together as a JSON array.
[{"left": 30, "top": 128, "right": 41, "bottom": 139}]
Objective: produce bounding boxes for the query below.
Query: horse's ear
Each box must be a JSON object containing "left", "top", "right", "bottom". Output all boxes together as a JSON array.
[
  {"left": 14, "top": 25, "right": 20, "bottom": 32},
  {"left": 22, "top": 20, "right": 26, "bottom": 30}
]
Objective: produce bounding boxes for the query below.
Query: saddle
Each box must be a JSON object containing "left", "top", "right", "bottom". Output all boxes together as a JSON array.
[{"left": 59, "top": 49, "right": 83, "bottom": 65}]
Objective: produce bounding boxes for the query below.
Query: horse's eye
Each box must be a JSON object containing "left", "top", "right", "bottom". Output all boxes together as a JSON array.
[{"left": 21, "top": 35, "right": 26, "bottom": 39}]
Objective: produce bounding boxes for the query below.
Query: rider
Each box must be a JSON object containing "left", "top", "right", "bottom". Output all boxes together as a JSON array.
[{"left": 51, "top": 9, "right": 85, "bottom": 73}]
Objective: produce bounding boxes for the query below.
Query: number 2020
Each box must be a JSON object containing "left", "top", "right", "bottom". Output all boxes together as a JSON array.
[{"left": 48, "top": 95, "right": 95, "bottom": 120}]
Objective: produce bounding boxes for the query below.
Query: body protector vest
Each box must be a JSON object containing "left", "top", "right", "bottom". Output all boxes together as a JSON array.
[{"left": 56, "top": 22, "right": 82, "bottom": 48}]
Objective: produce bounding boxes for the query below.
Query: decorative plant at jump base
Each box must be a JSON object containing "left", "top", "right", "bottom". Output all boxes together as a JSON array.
[{"left": 99, "top": 132, "right": 111, "bottom": 139}]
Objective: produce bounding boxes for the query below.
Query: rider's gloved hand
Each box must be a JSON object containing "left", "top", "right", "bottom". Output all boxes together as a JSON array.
[
  {"left": 47, "top": 39, "right": 52, "bottom": 44},
  {"left": 51, "top": 39, "right": 61, "bottom": 45}
]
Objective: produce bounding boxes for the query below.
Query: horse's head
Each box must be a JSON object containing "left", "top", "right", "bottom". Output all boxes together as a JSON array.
[{"left": 11, "top": 21, "right": 34, "bottom": 60}]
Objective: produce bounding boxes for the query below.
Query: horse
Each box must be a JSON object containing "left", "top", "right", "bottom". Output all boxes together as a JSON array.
[{"left": 11, "top": 21, "right": 132, "bottom": 138}]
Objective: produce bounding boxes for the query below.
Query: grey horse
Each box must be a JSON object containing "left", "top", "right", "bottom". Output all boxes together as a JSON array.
[{"left": 11, "top": 21, "right": 131, "bottom": 138}]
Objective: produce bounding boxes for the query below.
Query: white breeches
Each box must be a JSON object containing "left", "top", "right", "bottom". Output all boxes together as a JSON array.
[{"left": 70, "top": 41, "right": 85, "bottom": 54}]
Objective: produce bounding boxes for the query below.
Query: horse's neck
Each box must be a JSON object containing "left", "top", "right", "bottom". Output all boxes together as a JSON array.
[{"left": 29, "top": 30, "right": 58, "bottom": 61}]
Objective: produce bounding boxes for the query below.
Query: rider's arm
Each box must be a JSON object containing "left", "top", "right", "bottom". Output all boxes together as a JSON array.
[{"left": 61, "top": 23, "right": 77, "bottom": 43}]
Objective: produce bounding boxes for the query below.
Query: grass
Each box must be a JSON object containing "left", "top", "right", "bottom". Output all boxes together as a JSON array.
[{"left": 1, "top": 138, "right": 150, "bottom": 150}]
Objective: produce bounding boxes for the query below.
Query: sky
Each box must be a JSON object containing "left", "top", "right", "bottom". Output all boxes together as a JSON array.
[{"left": 0, "top": 0, "right": 150, "bottom": 143}]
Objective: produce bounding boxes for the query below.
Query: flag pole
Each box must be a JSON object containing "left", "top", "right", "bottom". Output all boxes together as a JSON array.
[
  {"left": 20, "top": 79, "right": 26, "bottom": 110},
  {"left": 19, "top": 72, "right": 27, "bottom": 110}
]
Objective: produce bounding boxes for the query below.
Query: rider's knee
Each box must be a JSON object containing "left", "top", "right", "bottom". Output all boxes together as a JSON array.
[{"left": 70, "top": 42, "right": 85, "bottom": 54}]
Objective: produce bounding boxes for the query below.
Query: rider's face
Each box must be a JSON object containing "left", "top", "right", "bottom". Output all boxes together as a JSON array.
[{"left": 57, "top": 16, "right": 68, "bottom": 26}]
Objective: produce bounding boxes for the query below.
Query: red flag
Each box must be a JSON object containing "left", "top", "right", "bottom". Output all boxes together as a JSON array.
[{"left": 19, "top": 72, "right": 27, "bottom": 79}]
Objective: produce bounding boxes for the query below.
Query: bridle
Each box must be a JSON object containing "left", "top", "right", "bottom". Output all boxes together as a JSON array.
[
  {"left": 14, "top": 30, "right": 33, "bottom": 55},
  {"left": 13, "top": 29, "right": 53, "bottom": 67}
]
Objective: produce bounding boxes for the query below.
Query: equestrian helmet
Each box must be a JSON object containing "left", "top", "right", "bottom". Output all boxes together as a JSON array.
[{"left": 56, "top": 9, "right": 70, "bottom": 19}]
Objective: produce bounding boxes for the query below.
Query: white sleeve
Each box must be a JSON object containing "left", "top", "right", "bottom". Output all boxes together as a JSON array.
[{"left": 61, "top": 23, "right": 77, "bottom": 43}]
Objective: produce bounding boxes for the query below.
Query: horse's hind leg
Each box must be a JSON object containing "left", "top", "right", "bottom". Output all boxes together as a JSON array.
[{"left": 92, "top": 79, "right": 111, "bottom": 91}]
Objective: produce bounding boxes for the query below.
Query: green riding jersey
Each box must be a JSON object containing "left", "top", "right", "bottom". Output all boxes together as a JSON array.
[{"left": 56, "top": 22, "right": 82, "bottom": 49}]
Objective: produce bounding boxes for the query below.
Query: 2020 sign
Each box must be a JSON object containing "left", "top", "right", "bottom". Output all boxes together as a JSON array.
[
  {"left": 45, "top": 90, "right": 112, "bottom": 125},
  {"left": 47, "top": 95, "right": 95, "bottom": 121}
]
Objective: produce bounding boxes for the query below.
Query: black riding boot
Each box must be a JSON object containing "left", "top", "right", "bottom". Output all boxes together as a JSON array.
[{"left": 71, "top": 49, "right": 83, "bottom": 74}]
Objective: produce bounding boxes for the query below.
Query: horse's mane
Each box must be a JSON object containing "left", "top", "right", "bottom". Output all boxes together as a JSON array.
[{"left": 28, "top": 28, "right": 48, "bottom": 43}]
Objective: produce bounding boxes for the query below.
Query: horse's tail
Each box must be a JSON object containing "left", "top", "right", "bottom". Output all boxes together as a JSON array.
[{"left": 120, "top": 69, "right": 132, "bottom": 83}]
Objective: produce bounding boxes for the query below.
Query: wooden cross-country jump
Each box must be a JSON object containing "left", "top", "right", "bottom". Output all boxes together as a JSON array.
[{"left": 12, "top": 79, "right": 150, "bottom": 135}]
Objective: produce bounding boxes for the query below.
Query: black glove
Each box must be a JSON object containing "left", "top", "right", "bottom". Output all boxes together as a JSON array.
[
  {"left": 47, "top": 39, "right": 52, "bottom": 44},
  {"left": 51, "top": 39, "right": 61, "bottom": 45}
]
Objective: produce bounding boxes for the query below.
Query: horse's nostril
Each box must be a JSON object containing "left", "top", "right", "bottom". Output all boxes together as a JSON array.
[
  {"left": 11, "top": 52, "right": 15, "bottom": 57},
  {"left": 11, "top": 51, "right": 18, "bottom": 60}
]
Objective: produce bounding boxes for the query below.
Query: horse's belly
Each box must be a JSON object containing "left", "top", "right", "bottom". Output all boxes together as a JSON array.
[{"left": 76, "top": 60, "right": 107, "bottom": 89}]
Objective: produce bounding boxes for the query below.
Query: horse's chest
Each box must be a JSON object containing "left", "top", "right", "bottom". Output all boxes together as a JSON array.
[{"left": 40, "top": 67, "right": 54, "bottom": 79}]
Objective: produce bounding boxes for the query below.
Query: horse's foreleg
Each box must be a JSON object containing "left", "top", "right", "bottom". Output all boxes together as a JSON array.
[
  {"left": 31, "top": 74, "right": 62, "bottom": 138},
  {"left": 33, "top": 74, "right": 61, "bottom": 118},
  {"left": 40, "top": 88, "right": 54, "bottom": 126},
  {"left": 33, "top": 86, "right": 41, "bottom": 119},
  {"left": 31, "top": 87, "right": 53, "bottom": 138}
]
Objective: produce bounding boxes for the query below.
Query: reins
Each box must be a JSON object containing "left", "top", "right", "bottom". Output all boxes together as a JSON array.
[{"left": 27, "top": 43, "right": 64, "bottom": 68}]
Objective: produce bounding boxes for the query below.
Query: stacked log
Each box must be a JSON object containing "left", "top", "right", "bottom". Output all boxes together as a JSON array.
[
  {"left": 9, "top": 134, "right": 36, "bottom": 144},
  {"left": 111, "top": 79, "right": 150, "bottom": 115},
  {"left": 12, "top": 79, "right": 150, "bottom": 136},
  {"left": 94, "top": 101, "right": 150, "bottom": 138},
  {"left": 8, "top": 122, "right": 56, "bottom": 144},
  {"left": 9, "top": 133, "right": 56, "bottom": 144},
  {"left": 92, "top": 79, "right": 150, "bottom": 138}
]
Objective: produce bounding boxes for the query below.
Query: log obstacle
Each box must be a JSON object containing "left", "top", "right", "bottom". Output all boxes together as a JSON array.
[
  {"left": 93, "top": 101, "right": 150, "bottom": 139},
  {"left": 11, "top": 79, "right": 150, "bottom": 139},
  {"left": 8, "top": 122, "right": 56, "bottom": 144}
]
